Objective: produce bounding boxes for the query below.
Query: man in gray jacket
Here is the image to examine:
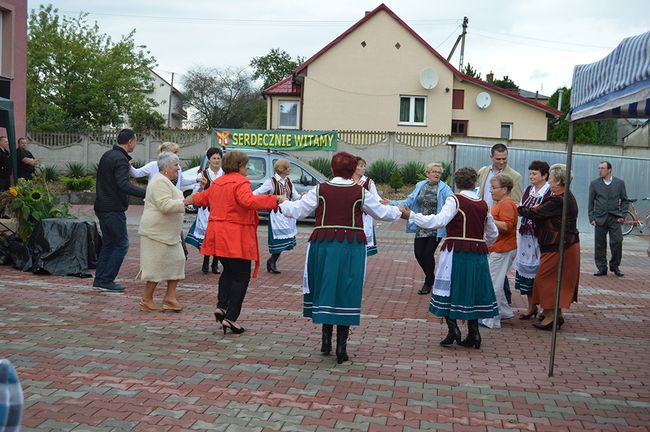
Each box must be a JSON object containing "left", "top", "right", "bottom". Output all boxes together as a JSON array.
[{"left": 588, "top": 161, "right": 628, "bottom": 277}]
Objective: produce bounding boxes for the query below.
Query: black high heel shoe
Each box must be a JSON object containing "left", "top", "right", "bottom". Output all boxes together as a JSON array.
[
  {"left": 222, "top": 319, "right": 246, "bottom": 334},
  {"left": 336, "top": 325, "right": 350, "bottom": 364},
  {"left": 213, "top": 308, "right": 226, "bottom": 323},
  {"left": 321, "top": 324, "right": 333, "bottom": 355},
  {"left": 533, "top": 316, "right": 564, "bottom": 331},
  {"left": 458, "top": 319, "right": 481, "bottom": 349},
  {"left": 519, "top": 307, "right": 538, "bottom": 320}
]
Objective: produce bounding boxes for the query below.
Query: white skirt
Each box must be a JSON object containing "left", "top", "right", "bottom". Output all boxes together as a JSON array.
[{"left": 137, "top": 236, "right": 185, "bottom": 282}]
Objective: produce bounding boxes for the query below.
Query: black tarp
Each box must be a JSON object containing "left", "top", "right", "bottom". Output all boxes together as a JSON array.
[{"left": 0, "top": 218, "right": 101, "bottom": 277}]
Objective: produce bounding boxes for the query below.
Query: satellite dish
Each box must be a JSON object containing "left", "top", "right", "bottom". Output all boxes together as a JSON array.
[
  {"left": 419, "top": 68, "right": 439, "bottom": 90},
  {"left": 476, "top": 92, "right": 492, "bottom": 109}
]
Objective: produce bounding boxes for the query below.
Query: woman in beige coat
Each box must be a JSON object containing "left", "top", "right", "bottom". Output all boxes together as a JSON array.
[{"left": 137, "top": 152, "right": 193, "bottom": 312}]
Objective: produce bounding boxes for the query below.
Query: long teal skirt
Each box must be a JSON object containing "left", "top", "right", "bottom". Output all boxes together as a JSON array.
[
  {"left": 304, "top": 239, "right": 366, "bottom": 326},
  {"left": 268, "top": 220, "right": 296, "bottom": 254},
  {"left": 429, "top": 250, "right": 498, "bottom": 320}
]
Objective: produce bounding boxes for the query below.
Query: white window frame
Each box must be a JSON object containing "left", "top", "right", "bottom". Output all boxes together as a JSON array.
[
  {"left": 278, "top": 100, "right": 299, "bottom": 130},
  {"left": 500, "top": 122, "right": 513, "bottom": 140},
  {"left": 398, "top": 96, "right": 427, "bottom": 126}
]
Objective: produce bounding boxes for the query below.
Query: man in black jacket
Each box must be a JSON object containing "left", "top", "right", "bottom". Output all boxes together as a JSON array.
[
  {"left": 93, "top": 129, "right": 146, "bottom": 292},
  {"left": 588, "top": 161, "right": 628, "bottom": 277}
]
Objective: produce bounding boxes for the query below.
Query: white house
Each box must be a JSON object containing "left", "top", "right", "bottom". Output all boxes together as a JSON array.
[{"left": 149, "top": 70, "right": 187, "bottom": 128}]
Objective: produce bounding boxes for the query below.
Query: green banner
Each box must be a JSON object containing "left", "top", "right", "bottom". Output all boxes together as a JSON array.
[{"left": 214, "top": 129, "right": 337, "bottom": 151}]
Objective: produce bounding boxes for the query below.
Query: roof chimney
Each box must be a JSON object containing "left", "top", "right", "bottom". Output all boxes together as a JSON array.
[
  {"left": 486, "top": 72, "right": 494, "bottom": 82},
  {"left": 365, "top": 11, "right": 372, "bottom": 16}
]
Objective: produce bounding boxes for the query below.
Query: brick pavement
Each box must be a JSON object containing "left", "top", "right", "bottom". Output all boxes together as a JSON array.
[{"left": 1, "top": 205, "right": 649, "bottom": 432}]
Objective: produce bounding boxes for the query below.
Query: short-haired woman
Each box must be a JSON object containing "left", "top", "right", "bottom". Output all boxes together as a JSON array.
[
  {"left": 399, "top": 167, "right": 498, "bottom": 349},
  {"left": 279, "top": 152, "right": 402, "bottom": 364},
  {"left": 186, "top": 147, "right": 224, "bottom": 274},
  {"left": 480, "top": 174, "right": 517, "bottom": 329},
  {"left": 389, "top": 162, "right": 453, "bottom": 295},
  {"left": 137, "top": 152, "right": 193, "bottom": 312},
  {"left": 185, "top": 151, "right": 281, "bottom": 334},
  {"left": 253, "top": 159, "right": 301, "bottom": 274},
  {"left": 517, "top": 164, "right": 580, "bottom": 330},
  {"left": 515, "top": 160, "right": 552, "bottom": 319}
]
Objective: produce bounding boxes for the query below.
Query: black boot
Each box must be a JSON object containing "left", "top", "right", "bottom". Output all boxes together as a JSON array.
[
  {"left": 440, "top": 317, "right": 461, "bottom": 346},
  {"left": 336, "top": 325, "right": 350, "bottom": 364},
  {"left": 321, "top": 324, "right": 333, "bottom": 355},
  {"left": 266, "top": 254, "right": 281, "bottom": 274},
  {"left": 211, "top": 257, "right": 220, "bottom": 274},
  {"left": 202, "top": 256, "right": 210, "bottom": 274},
  {"left": 459, "top": 319, "right": 481, "bottom": 349}
]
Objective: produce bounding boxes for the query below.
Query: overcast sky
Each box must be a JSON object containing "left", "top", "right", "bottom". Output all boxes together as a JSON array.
[{"left": 30, "top": 0, "right": 649, "bottom": 97}]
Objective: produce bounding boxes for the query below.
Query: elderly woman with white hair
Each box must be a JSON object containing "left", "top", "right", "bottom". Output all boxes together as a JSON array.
[
  {"left": 517, "top": 163, "right": 580, "bottom": 330},
  {"left": 137, "top": 152, "right": 193, "bottom": 312}
]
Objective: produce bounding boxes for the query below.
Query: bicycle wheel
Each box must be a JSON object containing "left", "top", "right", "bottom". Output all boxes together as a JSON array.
[{"left": 621, "top": 211, "right": 636, "bottom": 236}]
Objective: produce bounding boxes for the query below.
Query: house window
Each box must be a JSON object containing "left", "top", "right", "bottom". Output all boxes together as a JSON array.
[
  {"left": 399, "top": 96, "right": 426, "bottom": 125},
  {"left": 452, "top": 89, "right": 464, "bottom": 109},
  {"left": 500, "top": 123, "right": 513, "bottom": 139},
  {"left": 278, "top": 100, "right": 299, "bottom": 129},
  {"left": 451, "top": 120, "right": 468, "bottom": 136}
]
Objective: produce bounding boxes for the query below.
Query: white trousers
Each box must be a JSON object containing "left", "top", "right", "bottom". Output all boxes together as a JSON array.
[{"left": 482, "top": 249, "right": 516, "bottom": 329}]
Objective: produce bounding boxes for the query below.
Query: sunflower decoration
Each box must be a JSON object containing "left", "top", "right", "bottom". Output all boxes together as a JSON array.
[{"left": 0, "top": 177, "right": 72, "bottom": 242}]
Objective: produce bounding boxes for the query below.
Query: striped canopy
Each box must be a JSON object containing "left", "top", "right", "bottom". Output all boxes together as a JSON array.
[{"left": 569, "top": 31, "right": 650, "bottom": 121}]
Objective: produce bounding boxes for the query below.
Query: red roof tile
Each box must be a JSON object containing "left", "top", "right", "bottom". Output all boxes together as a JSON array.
[{"left": 263, "top": 76, "right": 301, "bottom": 96}]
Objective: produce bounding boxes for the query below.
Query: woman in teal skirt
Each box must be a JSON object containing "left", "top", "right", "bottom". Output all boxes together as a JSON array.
[
  {"left": 279, "top": 152, "right": 401, "bottom": 364},
  {"left": 399, "top": 167, "right": 499, "bottom": 349}
]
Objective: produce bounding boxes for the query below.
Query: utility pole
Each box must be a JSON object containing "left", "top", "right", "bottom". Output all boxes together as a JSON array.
[
  {"left": 167, "top": 72, "right": 175, "bottom": 128},
  {"left": 447, "top": 17, "right": 469, "bottom": 71},
  {"left": 458, "top": 17, "right": 468, "bottom": 71}
]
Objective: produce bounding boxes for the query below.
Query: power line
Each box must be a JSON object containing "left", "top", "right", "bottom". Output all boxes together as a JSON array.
[
  {"left": 59, "top": 10, "right": 458, "bottom": 26},
  {"left": 471, "top": 28, "right": 614, "bottom": 50}
]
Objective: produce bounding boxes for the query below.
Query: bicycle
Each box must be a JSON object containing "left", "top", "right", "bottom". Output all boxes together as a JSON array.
[{"left": 621, "top": 197, "right": 650, "bottom": 236}]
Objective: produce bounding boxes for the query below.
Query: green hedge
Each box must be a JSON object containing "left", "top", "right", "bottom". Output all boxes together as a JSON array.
[{"left": 61, "top": 176, "right": 95, "bottom": 191}]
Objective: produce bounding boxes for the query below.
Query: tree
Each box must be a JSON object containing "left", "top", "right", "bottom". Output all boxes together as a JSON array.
[
  {"left": 463, "top": 63, "right": 482, "bottom": 80},
  {"left": 389, "top": 171, "right": 404, "bottom": 193},
  {"left": 27, "top": 5, "right": 157, "bottom": 131},
  {"left": 128, "top": 108, "right": 165, "bottom": 133},
  {"left": 488, "top": 74, "right": 519, "bottom": 92},
  {"left": 547, "top": 87, "right": 617, "bottom": 144},
  {"left": 182, "top": 66, "right": 262, "bottom": 129},
  {"left": 250, "top": 48, "right": 305, "bottom": 90}
]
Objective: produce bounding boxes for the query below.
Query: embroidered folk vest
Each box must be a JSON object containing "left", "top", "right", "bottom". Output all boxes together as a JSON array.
[
  {"left": 309, "top": 182, "right": 367, "bottom": 244},
  {"left": 440, "top": 194, "right": 489, "bottom": 253}
]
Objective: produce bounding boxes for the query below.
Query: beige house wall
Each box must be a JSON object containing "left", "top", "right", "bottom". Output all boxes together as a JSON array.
[
  {"left": 452, "top": 81, "right": 549, "bottom": 140},
  {"left": 299, "top": 10, "right": 455, "bottom": 133}
]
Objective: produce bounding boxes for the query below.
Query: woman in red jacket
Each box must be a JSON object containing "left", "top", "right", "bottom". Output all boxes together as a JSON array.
[{"left": 187, "top": 150, "right": 281, "bottom": 334}]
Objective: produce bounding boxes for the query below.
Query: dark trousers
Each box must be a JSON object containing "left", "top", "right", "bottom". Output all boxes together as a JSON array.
[
  {"left": 94, "top": 211, "right": 129, "bottom": 284},
  {"left": 414, "top": 236, "right": 441, "bottom": 287},
  {"left": 217, "top": 257, "right": 252, "bottom": 322},
  {"left": 594, "top": 217, "right": 623, "bottom": 270},
  {"left": 0, "top": 177, "right": 10, "bottom": 192}
]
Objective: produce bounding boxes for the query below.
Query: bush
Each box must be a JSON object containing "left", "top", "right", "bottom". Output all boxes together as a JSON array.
[
  {"left": 389, "top": 171, "right": 404, "bottom": 192},
  {"left": 308, "top": 157, "right": 332, "bottom": 179},
  {"left": 367, "top": 159, "right": 399, "bottom": 184},
  {"left": 61, "top": 176, "right": 95, "bottom": 191},
  {"left": 184, "top": 155, "right": 203, "bottom": 171},
  {"left": 441, "top": 161, "right": 452, "bottom": 185},
  {"left": 65, "top": 162, "right": 86, "bottom": 178},
  {"left": 39, "top": 165, "right": 60, "bottom": 182},
  {"left": 400, "top": 161, "right": 426, "bottom": 184},
  {"left": 88, "top": 162, "right": 100, "bottom": 178}
]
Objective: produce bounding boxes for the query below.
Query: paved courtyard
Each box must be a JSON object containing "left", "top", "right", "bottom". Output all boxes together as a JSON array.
[{"left": 1, "top": 205, "right": 649, "bottom": 432}]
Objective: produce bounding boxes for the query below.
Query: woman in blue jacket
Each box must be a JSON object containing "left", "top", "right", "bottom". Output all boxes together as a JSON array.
[{"left": 389, "top": 163, "right": 453, "bottom": 295}]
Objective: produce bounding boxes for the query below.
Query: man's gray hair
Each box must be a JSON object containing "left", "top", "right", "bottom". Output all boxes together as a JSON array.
[
  {"left": 157, "top": 151, "right": 179, "bottom": 171},
  {"left": 549, "top": 163, "right": 572, "bottom": 186}
]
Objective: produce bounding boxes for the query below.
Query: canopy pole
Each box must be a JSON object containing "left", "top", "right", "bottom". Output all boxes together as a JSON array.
[{"left": 548, "top": 121, "right": 575, "bottom": 377}]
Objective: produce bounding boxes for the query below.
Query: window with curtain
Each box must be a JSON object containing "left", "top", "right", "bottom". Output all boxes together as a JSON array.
[
  {"left": 278, "top": 100, "right": 299, "bottom": 129},
  {"left": 398, "top": 96, "right": 427, "bottom": 125}
]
